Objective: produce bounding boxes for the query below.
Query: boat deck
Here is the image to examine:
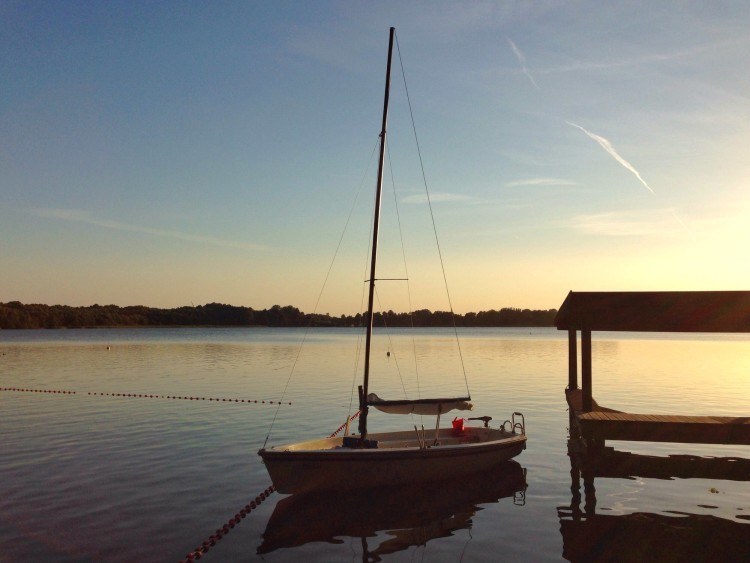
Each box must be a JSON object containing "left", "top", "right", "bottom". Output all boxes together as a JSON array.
[
  {"left": 345, "top": 431, "right": 490, "bottom": 450},
  {"left": 275, "top": 427, "right": 511, "bottom": 452}
]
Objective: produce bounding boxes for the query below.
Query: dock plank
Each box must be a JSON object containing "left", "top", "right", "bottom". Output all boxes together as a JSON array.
[
  {"left": 565, "top": 390, "right": 750, "bottom": 445},
  {"left": 575, "top": 411, "right": 750, "bottom": 445}
]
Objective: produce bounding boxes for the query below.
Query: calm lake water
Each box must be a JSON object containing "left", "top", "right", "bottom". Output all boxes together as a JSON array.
[{"left": 2, "top": 327, "right": 750, "bottom": 561}]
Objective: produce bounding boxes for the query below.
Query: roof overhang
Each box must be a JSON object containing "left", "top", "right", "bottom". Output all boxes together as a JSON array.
[{"left": 554, "top": 291, "right": 750, "bottom": 332}]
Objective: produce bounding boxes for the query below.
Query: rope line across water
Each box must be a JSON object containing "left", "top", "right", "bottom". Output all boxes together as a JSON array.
[
  {"left": 0, "top": 387, "right": 290, "bottom": 405},
  {"left": 1, "top": 387, "right": 76, "bottom": 394},
  {"left": 180, "top": 411, "right": 360, "bottom": 562},
  {"left": 3, "top": 387, "right": 358, "bottom": 560},
  {"left": 87, "top": 392, "right": 291, "bottom": 405},
  {"left": 181, "top": 485, "right": 276, "bottom": 562}
]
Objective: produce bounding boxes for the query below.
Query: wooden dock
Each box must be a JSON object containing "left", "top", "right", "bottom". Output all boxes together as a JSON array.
[
  {"left": 576, "top": 410, "right": 750, "bottom": 445},
  {"left": 556, "top": 291, "right": 750, "bottom": 448}
]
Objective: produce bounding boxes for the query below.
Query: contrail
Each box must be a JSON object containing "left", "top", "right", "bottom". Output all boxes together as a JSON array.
[
  {"left": 567, "top": 121, "right": 654, "bottom": 194},
  {"left": 507, "top": 37, "right": 539, "bottom": 89}
]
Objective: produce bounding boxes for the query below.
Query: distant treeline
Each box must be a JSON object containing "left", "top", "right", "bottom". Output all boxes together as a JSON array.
[{"left": 0, "top": 301, "right": 557, "bottom": 329}]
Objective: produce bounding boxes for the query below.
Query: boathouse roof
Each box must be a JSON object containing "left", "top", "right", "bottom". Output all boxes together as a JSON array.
[{"left": 554, "top": 291, "right": 750, "bottom": 332}]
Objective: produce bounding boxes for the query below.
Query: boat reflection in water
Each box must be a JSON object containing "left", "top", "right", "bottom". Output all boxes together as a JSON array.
[
  {"left": 258, "top": 460, "right": 527, "bottom": 558},
  {"left": 559, "top": 440, "right": 750, "bottom": 562}
]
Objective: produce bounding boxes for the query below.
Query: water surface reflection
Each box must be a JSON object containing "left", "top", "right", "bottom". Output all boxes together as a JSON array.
[
  {"left": 559, "top": 441, "right": 750, "bottom": 562},
  {"left": 259, "top": 461, "right": 527, "bottom": 560}
]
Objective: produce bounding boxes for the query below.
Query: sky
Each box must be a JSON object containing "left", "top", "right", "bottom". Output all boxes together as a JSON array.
[{"left": 2, "top": 1, "right": 750, "bottom": 315}]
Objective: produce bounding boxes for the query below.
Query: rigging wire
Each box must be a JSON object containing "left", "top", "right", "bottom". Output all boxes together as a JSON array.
[
  {"left": 386, "top": 141, "right": 422, "bottom": 403},
  {"left": 394, "top": 30, "right": 471, "bottom": 398},
  {"left": 374, "top": 286, "right": 410, "bottom": 400},
  {"left": 262, "top": 137, "right": 381, "bottom": 448},
  {"left": 373, "top": 285, "right": 419, "bottom": 429}
]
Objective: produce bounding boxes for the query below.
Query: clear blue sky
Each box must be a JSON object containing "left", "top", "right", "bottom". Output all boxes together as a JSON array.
[{"left": 2, "top": 2, "right": 749, "bottom": 314}]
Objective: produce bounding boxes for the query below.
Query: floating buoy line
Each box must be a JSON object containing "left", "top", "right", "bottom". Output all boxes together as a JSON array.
[
  {"left": 180, "top": 411, "right": 360, "bottom": 562},
  {"left": 181, "top": 485, "right": 276, "bottom": 562},
  {"left": 0, "top": 387, "right": 291, "bottom": 405},
  {"left": 1, "top": 387, "right": 76, "bottom": 395},
  {"left": 2, "top": 384, "right": 361, "bottom": 560}
]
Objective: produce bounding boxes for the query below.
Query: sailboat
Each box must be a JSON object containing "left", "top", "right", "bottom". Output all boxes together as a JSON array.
[{"left": 258, "top": 27, "right": 526, "bottom": 494}]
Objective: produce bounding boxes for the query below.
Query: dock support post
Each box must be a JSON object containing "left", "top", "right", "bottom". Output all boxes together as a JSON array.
[
  {"left": 568, "top": 444, "right": 582, "bottom": 518},
  {"left": 581, "top": 329, "right": 592, "bottom": 412},
  {"left": 568, "top": 330, "right": 578, "bottom": 390}
]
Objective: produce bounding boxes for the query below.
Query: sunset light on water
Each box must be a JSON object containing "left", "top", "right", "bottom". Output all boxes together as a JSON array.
[{"left": 3, "top": 2, "right": 750, "bottom": 561}]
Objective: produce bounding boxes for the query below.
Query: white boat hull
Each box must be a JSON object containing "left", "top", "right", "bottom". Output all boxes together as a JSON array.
[{"left": 259, "top": 426, "right": 526, "bottom": 494}]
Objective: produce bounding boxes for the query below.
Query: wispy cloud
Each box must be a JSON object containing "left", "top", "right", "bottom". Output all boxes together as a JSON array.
[
  {"left": 537, "top": 38, "right": 744, "bottom": 75},
  {"left": 31, "top": 208, "right": 266, "bottom": 251},
  {"left": 401, "top": 193, "right": 476, "bottom": 204},
  {"left": 567, "top": 121, "right": 654, "bottom": 194},
  {"left": 571, "top": 209, "right": 681, "bottom": 237},
  {"left": 506, "top": 37, "right": 539, "bottom": 89},
  {"left": 505, "top": 177, "right": 579, "bottom": 188}
]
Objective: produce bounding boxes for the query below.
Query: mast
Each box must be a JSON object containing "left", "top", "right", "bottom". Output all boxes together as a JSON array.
[{"left": 359, "top": 27, "right": 395, "bottom": 441}]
